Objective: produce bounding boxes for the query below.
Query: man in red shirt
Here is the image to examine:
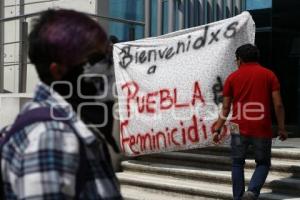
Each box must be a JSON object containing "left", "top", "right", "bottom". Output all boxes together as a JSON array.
[{"left": 213, "top": 44, "right": 287, "bottom": 200}]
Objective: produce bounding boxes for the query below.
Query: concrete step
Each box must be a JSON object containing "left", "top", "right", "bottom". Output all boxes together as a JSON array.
[
  {"left": 121, "top": 160, "right": 300, "bottom": 196},
  {"left": 121, "top": 185, "right": 216, "bottom": 200},
  {"left": 136, "top": 152, "right": 300, "bottom": 176},
  {"left": 184, "top": 146, "right": 300, "bottom": 161},
  {"left": 117, "top": 171, "right": 299, "bottom": 200}
]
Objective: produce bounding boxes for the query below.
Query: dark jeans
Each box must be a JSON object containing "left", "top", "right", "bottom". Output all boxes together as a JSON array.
[{"left": 231, "top": 134, "right": 272, "bottom": 200}]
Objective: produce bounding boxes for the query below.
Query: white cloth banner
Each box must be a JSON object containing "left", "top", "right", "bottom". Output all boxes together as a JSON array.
[{"left": 113, "top": 12, "right": 255, "bottom": 156}]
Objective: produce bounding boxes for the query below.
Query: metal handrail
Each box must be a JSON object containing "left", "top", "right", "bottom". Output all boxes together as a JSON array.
[
  {"left": 5, "top": 0, "right": 60, "bottom": 8},
  {"left": 3, "top": 41, "right": 21, "bottom": 45},
  {"left": 0, "top": 11, "right": 145, "bottom": 26},
  {"left": 0, "top": 10, "right": 145, "bottom": 93}
]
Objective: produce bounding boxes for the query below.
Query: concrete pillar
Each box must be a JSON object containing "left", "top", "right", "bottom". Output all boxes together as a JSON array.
[
  {"left": 157, "top": 0, "right": 163, "bottom": 35},
  {"left": 189, "top": 0, "right": 194, "bottom": 27},
  {"left": 203, "top": 0, "right": 208, "bottom": 24},
  {"left": 0, "top": 0, "right": 4, "bottom": 93},
  {"left": 213, "top": 0, "right": 217, "bottom": 21},
  {"left": 18, "top": 0, "right": 27, "bottom": 93},
  {"left": 178, "top": 0, "right": 184, "bottom": 30},
  {"left": 0, "top": 94, "right": 32, "bottom": 128},
  {"left": 198, "top": 0, "right": 205, "bottom": 25},
  {"left": 241, "top": 0, "right": 246, "bottom": 11},
  {"left": 95, "top": 0, "right": 109, "bottom": 33},
  {"left": 216, "top": 0, "right": 223, "bottom": 20},
  {"left": 144, "top": 0, "right": 151, "bottom": 37},
  {"left": 207, "top": 0, "right": 213, "bottom": 23},
  {"left": 168, "top": 0, "right": 174, "bottom": 33},
  {"left": 226, "top": 0, "right": 233, "bottom": 18},
  {"left": 234, "top": 0, "right": 242, "bottom": 15},
  {"left": 222, "top": 0, "right": 226, "bottom": 18}
]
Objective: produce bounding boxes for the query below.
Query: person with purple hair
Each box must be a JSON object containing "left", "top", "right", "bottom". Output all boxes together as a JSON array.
[{"left": 1, "top": 9, "right": 122, "bottom": 199}]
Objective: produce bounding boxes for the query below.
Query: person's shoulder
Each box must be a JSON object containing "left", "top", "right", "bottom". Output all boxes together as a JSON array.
[
  {"left": 225, "top": 70, "right": 238, "bottom": 82},
  {"left": 3, "top": 116, "right": 79, "bottom": 156},
  {"left": 19, "top": 101, "right": 75, "bottom": 134},
  {"left": 257, "top": 64, "right": 277, "bottom": 77},
  {"left": 255, "top": 64, "right": 271, "bottom": 72}
]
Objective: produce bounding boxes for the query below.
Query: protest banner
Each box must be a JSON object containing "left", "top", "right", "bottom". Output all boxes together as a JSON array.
[{"left": 113, "top": 11, "right": 255, "bottom": 156}]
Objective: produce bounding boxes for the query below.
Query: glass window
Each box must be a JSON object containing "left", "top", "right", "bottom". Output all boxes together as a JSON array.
[
  {"left": 207, "top": 0, "right": 213, "bottom": 23},
  {"left": 150, "top": 0, "right": 157, "bottom": 36},
  {"left": 149, "top": 0, "right": 169, "bottom": 36},
  {"left": 108, "top": 0, "right": 144, "bottom": 41},
  {"left": 246, "top": 0, "right": 272, "bottom": 10}
]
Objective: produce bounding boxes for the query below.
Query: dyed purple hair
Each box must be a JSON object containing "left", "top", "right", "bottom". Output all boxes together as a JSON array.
[{"left": 28, "top": 9, "right": 107, "bottom": 84}]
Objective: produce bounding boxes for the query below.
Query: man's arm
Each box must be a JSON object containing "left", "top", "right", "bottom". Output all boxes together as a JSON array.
[
  {"left": 272, "top": 90, "right": 287, "bottom": 140},
  {"left": 212, "top": 96, "right": 232, "bottom": 143},
  {"left": 214, "top": 96, "right": 232, "bottom": 129}
]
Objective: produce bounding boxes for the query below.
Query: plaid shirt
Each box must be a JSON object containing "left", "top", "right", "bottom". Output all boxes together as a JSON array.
[{"left": 1, "top": 82, "right": 122, "bottom": 200}]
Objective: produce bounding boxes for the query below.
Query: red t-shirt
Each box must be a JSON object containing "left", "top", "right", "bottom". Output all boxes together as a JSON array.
[{"left": 223, "top": 62, "right": 280, "bottom": 138}]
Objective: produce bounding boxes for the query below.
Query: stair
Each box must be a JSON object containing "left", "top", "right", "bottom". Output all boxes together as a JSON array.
[{"left": 117, "top": 146, "right": 300, "bottom": 200}]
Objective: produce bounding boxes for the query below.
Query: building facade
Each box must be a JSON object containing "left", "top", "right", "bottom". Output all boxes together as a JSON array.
[
  {"left": 103, "top": 0, "right": 300, "bottom": 136},
  {"left": 0, "top": 0, "right": 100, "bottom": 126},
  {"left": 0, "top": 0, "right": 299, "bottom": 135}
]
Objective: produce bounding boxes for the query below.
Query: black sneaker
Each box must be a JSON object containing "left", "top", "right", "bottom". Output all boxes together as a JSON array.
[{"left": 242, "top": 191, "right": 256, "bottom": 200}]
